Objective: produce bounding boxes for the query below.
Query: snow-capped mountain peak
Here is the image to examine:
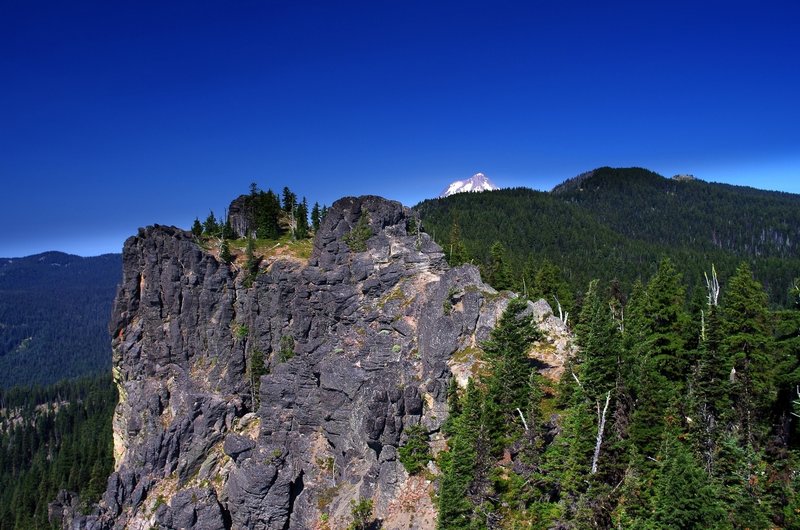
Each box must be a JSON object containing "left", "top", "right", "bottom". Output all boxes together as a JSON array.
[{"left": 439, "top": 172, "right": 499, "bottom": 198}]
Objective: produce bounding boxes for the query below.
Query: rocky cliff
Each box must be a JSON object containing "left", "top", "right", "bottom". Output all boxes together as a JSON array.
[{"left": 58, "top": 195, "right": 571, "bottom": 530}]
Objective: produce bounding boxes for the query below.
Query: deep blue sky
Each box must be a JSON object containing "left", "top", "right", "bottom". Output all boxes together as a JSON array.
[{"left": 2, "top": 0, "right": 798, "bottom": 257}]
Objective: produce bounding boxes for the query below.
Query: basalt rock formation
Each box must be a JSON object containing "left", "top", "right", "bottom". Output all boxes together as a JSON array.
[{"left": 57, "top": 195, "right": 570, "bottom": 530}]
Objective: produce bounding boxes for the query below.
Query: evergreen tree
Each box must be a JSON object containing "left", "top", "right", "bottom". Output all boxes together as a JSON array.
[
  {"left": 447, "top": 220, "right": 469, "bottom": 266},
  {"left": 398, "top": 423, "right": 431, "bottom": 475},
  {"left": 191, "top": 217, "right": 203, "bottom": 238},
  {"left": 438, "top": 380, "right": 482, "bottom": 530},
  {"left": 532, "top": 260, "right": 574, "bottom": 320},
  {"left": 254, "top": 189, "right": 281, "bottom": 239},
  {"left": 282, "top": 186, "right": 296, "bottom": 213},
  {"left": 222, "top": 219, "right": 236, "bottom": 240},
  {"left": 644, "top": 258, "right": 690, "bottom": 383},
  {"left": 650, "top": 436, "right": 727, "bottom": 529},
  {"left": 628, "top": 261, "right": 689, "bottom": 465},
  {"left": 294, "top": 197, "right": 310, "bottom": 239},
  {"left": 578, "top": 281, "right": 620, "bottom": 398},
  {"left": 482, "top": 297, "right": 541, "bottom": 450},
  {"left": 219, "top": 239, "right": 232, "bottom": 264},
  {"left": 203, "top": 211, "right": 220, "bottom": 236},
  {"left": 311, "top": 201, "right": 321, "bottom": 231},
  {"left": 487, "top": 241, "right": 512, "bottom": 291},
  {"left": 721, "top": 262, "right": 776, "bottom": 446}
]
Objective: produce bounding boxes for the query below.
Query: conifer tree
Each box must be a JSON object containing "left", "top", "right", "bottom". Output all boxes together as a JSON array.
[
  {"left": 222, "top": 219, "right": 236, "bottom": 240},
  {"left": 650, "top": 436, "right": 727, "bottom": 529},
  {"left": 294, "top": 197, "right": 310, "bottom": 239},
  {"left": 191, "top": 218, "right": 203, "bottom": 238},
  {"left": 203, "top": 211, "right": 220, "bottom": 236},
  {"left": 721, "top": 262, "right": 775, "bottom": 446},
  {"left": 482, "top": 297, "right": 540, "bottom": 450},
  {"left": 447, "top": 221, "right": 469, "bottom": 266},
  {"left": 219, "top": 239, "right": 232, "bottom": 264},
  {"left": 487, "top": 241, "right": 512, "bottom": 291},
  {"left": 282, "top": 186, "right": 296, "bottom": 213},
  {"left": 311, "top": 201, "right": 321, "bottom": 231},
  {"left": 644, "top": 258, "right": 690, "bottom": 383},
  {"left": 438, "top": 380, "right": 482, "bottom": 529}
]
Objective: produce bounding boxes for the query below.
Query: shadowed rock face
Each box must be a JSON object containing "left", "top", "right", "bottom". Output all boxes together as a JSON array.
[{"left": 59, "top": 195, "right": 524, "bottom": 530}]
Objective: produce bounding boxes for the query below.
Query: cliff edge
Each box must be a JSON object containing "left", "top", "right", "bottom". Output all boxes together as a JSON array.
[{"left": 57, "top": 195, "right": 571, "bottom": 530}]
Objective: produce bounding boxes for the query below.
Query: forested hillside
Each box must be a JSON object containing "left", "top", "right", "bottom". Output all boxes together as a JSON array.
[
  {"left": 433, "top": 261, "right": 800, "bottom": 528},
  {"left": 0, "top": 252, "right": 121, "bottom": 388},
  {"left": 415, "top": 167, "right": 800, "bottom": 308},
  {"left": 0, "top": 373, "right": 116, "bottom": 529}
]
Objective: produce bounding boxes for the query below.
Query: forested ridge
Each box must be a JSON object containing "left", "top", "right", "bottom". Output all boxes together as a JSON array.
[
  {"left": 2, "top": 172, "right": 798, "bottom": 529},
  {"left": 415, "top": 167, "right": 800, "bottom": 308},
  {"left": 0, "top": 252, "right": 121, "bottom": 388},
  {"left": 0, "top": 373, "right": 116, "bottom": 530}
]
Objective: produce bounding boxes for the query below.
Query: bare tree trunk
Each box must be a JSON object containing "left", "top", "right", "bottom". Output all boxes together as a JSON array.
[
  {"left": 591, "top": 391, "right": 611, "bottom": 474},
  {"left": 516, "top": 408, "right": 529, "bottom": 431}
]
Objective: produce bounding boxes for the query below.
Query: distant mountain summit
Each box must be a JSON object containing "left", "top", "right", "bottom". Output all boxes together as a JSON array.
[{"left": 440, "top": 172, "right": 499, "bottom": 197}]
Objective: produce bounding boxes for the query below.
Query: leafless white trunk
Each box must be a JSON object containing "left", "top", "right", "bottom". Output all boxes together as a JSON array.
[
  {"left": 516, "top": 408, "right": 529, "bottom": 431},
  {"left": 553, "top": 295, "right": 568, "bottom": 326},
  {"left": 591, "top": 391, "right": 611, "bottom": 474},
  {"left": 705, "top": 265, "right": 720, "bottom": 307}
]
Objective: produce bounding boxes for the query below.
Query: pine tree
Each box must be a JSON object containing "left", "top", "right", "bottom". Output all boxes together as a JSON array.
[
  {"left": 203, "top": 211, "right": 220, "bottom": 236},
  {"left": 644, "top": 258, "right": 690, "bottom": 383},
  {"left": 438, "top": 380, "right": 482, "bottom": 529},
  {"left": 398, "top": 423, "right": 431, "bottom": 475},
  {"left": 651, "top": 436, "right": 727, "bottom": 529},
  {"left": 219, "top": 239, "right": 233, "bottom": 264},
  {"left": 482, "top": 297, "right": 541, "bottom": 450},
  {"left": 282, "top": 186, "right": 296, "bottom": 213},
  {"left": 191, "top": 218, "right": 203, "bottom": 238},
  {"left": 294, "top": 197, "right": 310, "bottom": 239},
  {"left": 721, "top": 262, "right": 775, "bottom": 447},
  {"left": 222, "top": 219, "right": 236, "bottom": 240},
  {"left": 532, "top": 260, "right": 574, "bottom": 320},
  {"left": 578, "top": 281, "right": 620, "bottom": 398},
  {"left": 447, "top": 221, "right": 469, "bottom": 266},
  {"left": 487, "top": 241, "right": 512, "bottom": 291},
  {"left": 311, "top": 202, "right": 321, "bottom": 231}
]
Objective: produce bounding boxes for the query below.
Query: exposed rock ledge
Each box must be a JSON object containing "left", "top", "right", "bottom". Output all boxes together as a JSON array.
[{"left": 56, "top": 195, "right": 572, "bottom": 530}]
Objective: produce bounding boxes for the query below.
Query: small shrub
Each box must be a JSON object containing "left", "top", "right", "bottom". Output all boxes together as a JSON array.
[
  {"left": 348, "top": 498, "right": 374, "bottom": 530},
  {"left": 343, "top": 214, "right": 372, "bottom": 252},
  {"left": 279, "top": 335, "right": 295, "bottom": 362},
  {"left": 234, "top": 324, "right": 249, "bottom": 340}
]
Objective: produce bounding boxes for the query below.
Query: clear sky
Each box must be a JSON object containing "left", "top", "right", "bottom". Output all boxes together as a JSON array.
[{"left": 1, "top": 0, "right": 798, "bottom": 257}]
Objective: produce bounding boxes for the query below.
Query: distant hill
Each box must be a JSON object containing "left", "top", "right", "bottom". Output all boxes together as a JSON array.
[
  {"left": 0, "top": 252, "right": 121, "bottom": 388},
  {"left": 415, "top": 167, "right": 800, "bottom": 306}
]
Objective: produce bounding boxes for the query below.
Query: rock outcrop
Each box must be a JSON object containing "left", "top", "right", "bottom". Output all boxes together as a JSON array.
[{"left": 57, "top": 195, "right": 570, "bottom": 530}]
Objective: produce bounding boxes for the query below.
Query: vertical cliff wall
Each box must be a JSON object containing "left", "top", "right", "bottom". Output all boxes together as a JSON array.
[{"left": 60, "top": 195, "right": 569, "bottom": 530}]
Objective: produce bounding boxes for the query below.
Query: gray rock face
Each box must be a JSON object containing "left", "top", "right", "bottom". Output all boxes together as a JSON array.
[
  {"left": 227, "top": 194, "right": 252, "bottom": 238},
  {"left": 58, "top": 195, "right": 516, "bottom": 530}
]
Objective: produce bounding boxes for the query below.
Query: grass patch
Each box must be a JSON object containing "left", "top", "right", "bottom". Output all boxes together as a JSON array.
[
  {"left": 228, "top": 234, "right": 313, "bottom": 261},
  {"left": 452, "top": 345, "right": 484, "bottom": 364}
]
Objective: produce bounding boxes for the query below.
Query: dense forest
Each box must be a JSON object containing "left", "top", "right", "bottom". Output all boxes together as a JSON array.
[
  {"left": 0, "top": 373, "right": 116, "bottom": 530},
  {"left": 427, "top": 260, "right": 800, "bottom": 529},
  {"left": 415, "top": 167, "right": 800, "bottom": 308},
  {"left": 0, "top": 252, "right": 121, "bottom": 388}
]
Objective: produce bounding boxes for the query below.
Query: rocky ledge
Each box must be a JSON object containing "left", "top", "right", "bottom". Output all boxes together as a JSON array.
[{"left": 56, "top": 195, "right": 571, "bottom": 530}]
